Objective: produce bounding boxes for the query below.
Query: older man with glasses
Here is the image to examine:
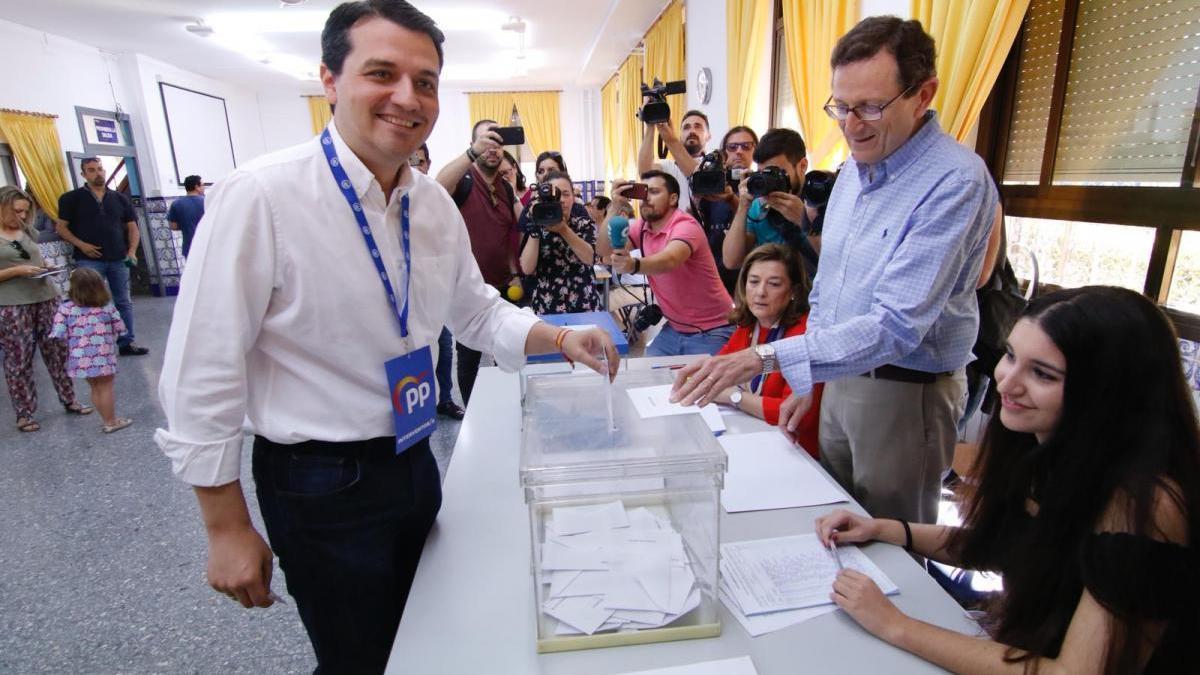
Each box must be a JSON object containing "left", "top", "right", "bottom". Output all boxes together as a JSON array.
[{"left": 674, "top": 16, "right": 998, "bottom": 529}]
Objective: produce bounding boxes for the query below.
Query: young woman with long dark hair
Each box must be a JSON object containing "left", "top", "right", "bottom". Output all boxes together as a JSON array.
[{"left": 816, "top": 286, "right": 1198, "bottom": 673}]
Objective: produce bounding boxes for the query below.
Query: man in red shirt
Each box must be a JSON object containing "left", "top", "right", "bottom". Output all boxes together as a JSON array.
[
  {"left": 436, "top": 119, "right": 522, "bottom": 403},
  {"left": 599, "top": 170, "right": 734, "bottom": 355}
]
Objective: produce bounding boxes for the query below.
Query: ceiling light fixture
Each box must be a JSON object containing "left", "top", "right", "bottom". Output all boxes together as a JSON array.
[
  {"left": 278, "top": 0, "right": 308, "bottom": 5},
  {"left": 185, "top": 19, "right": 214, "bottom": 37}
]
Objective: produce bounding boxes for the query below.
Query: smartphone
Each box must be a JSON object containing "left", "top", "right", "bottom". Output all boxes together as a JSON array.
[
  {"left": 493, "top": 126, "right": 525, "bottom": 146},
  {"left": 621, "top": 183, "right": 649, "bottom": 201}
]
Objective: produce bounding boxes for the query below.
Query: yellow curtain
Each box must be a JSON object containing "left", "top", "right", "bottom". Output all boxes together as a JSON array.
[
  {"left": 510, "top": 91, "right": 561, "bottom": 158},
  {"left": 913, "top": 0, "right": 1031, "bottom": 142},
  {"left": 467, "top": 92, "right": 516, "bottom": 130},
  {"left": 601, "top": 76, "right": 622, "bottom": 187},
  {"left": 781, "top": 0, "right": 858, "bottom": 170},
  {"left": 0, "top": 111, "right": 70, "bottom": 220},
  {"left": 642, "top": 0, "right": 686, "bottom": 132},
  {"left": 616, "top": 54, "right": 645, "bottom": 182},
  {"left": 726, "top": 0, "right": 773, "bottom": 127},
  {"left": 306, "top": 96, "right": 332, "bottom": 134}
]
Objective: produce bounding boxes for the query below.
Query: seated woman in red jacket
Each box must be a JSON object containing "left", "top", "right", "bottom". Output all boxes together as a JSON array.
[{"left": 712, "top": 243, "right": 822, "bottom": 457}]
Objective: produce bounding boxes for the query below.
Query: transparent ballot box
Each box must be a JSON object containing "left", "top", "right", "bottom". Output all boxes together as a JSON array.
[{"left": 519, "top": 369, "right": 727, "bottom": 653}]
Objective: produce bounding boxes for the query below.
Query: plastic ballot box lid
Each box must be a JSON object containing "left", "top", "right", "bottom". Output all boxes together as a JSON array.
[{"left": 519, "top": 368, "right": 727, "bottom": 493}]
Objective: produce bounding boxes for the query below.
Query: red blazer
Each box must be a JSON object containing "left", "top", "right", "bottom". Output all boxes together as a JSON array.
[{"left": 717, "top": 315, "right": 823, "bottom": 458}]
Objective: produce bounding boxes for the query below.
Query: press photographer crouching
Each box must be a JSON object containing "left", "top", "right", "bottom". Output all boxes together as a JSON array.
[
  {"left": 518, "top": 170, "right": 600, "bottom": 315},
  {"left": 722, "top": 129, "right": 826, "bottom": 280}
]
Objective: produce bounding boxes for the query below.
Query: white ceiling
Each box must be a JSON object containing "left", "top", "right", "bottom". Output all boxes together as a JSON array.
[{"left": 4, "top": 0, "right": 670, "bottom": 91}]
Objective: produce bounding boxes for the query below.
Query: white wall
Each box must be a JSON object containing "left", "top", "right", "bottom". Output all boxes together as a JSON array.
[
  {"left": 861, "top": 0, "right": 911, "bottom": 19},
  {"left": 0, "top": 18, "right": 315, "bottom": 199},
  {"left": 684, "top": 0, "right": 730, "bottom": 141},
  {"left": 0, "top": 19, "right": 135, "bottom": 185}
]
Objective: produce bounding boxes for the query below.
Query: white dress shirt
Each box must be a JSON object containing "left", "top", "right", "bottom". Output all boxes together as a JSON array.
[{"left": 155, "top": 121, "right": 539, "bottom": 487}]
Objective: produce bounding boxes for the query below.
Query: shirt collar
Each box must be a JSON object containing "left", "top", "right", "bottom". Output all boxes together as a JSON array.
[
  {"left": 325, "top": 120, "right": 414, "bottom": 201},
  {"left": 854, "top": 110, "right": 942, "bottom": 186}
]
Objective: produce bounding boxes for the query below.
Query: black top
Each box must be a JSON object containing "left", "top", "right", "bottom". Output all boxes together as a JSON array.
[
  {"left": 57, "top": 187, "right": 135, "bottom": 262},
  {"left": 975, "top": 510, "right": 1195, "bottom": 672}
]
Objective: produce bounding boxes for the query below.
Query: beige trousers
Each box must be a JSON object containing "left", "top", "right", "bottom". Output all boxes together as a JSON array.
[{"left": 818, "top": 370, "right": 966, "bottom": 525}]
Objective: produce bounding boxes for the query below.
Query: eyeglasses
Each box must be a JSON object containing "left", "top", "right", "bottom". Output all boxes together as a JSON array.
[
  {"left": 724, "top": 141, "right": 755, "bottom": 153},
  {"left": 8, "top": 239, "right": 29, "bottom": 260},
  {"left": 823, "top": 84, "right": 917, "bottom": 121}
]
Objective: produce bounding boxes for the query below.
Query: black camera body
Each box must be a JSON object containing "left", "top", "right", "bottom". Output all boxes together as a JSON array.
[
  {"left": 526, "top": 182, "right": 563, "bottom": 232},
  {"left": 638, "top": 78, "right": 687, "bottom": 124},
  {"left": 690, "top": 151, "right": 727, "bottom": 196},
  {"left": 746, "top": 166, "right": 791, "bottom": 198},
  {"left": 801, "top": 169, "right": 837, "bottom": 208}
]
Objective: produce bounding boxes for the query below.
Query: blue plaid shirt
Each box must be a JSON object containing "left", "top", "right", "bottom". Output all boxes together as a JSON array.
[{"left": 775, "top": 112, "right": 997, "bottom": 395}]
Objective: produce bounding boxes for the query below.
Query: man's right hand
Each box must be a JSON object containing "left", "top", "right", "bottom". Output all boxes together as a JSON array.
[
  {"left": 610, "top": 180, "right": 634, "bottom": 208},
  {"left": 206, "top": 523, "right": 276, "bottom": 608},
  {"left": 470, "top": 129, "right": 502, "bottom": 158},
  {"left": 76, "top": 242, "right": 102, "bottom": 258}
]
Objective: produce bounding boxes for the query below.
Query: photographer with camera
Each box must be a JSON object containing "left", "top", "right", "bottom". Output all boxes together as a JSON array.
[
  {"left": 723, "top": 129, "right": 825, "bottom": 279},
  {"left": 598, "top": 171, "right": 734, "bottom": 356},
  {"left": 518, "top": 170, "right": 600, "bottom": 315},
  {"left": 637, "top": 82, "right": 708, "bottom": 213},
  {"left": 435, "top": 118, "right": 522, "bottom": 404},
  {"left": 688, "top": 126, "right": 760, "bottom": 293}
]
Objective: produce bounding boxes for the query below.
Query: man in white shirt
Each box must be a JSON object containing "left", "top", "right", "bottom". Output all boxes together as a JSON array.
[
  {"left": 154, "top": 2, "right": 618, "bottom": 672},
  {"left": 637, "top": 108, "right": 712, "bottom": 213}
]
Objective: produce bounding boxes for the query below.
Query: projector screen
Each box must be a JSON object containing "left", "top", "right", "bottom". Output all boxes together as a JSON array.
[{"left": 158, "top": 82, "right": 237, "bottom": 186}]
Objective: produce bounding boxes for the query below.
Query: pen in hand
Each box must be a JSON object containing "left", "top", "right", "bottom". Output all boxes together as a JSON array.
[{"left": 828, "top": 529, "right": 844, "bottom": 571}]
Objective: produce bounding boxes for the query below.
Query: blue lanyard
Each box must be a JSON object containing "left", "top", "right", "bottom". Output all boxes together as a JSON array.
[
  {"left": 749, "top": 323, "right": 784, "bottom": 394},
  {"left": 320, "top": 129, "right": 411, "bottom": 338}
]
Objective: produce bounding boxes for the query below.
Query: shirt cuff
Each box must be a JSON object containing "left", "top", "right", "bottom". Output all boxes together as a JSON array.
[
  {"left": 154, "top": 427, "right": 245, "bottom": 487},
  {"left": 774, "top": 334, "right": 814, "bottom": 396},
  {"left": 490, "top": 304, "right": 540, "bottom": 373}
]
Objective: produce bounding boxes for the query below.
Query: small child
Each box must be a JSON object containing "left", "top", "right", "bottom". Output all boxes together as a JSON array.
[{"left": 50, "top": 268, "right": 132, "bottom": 433}]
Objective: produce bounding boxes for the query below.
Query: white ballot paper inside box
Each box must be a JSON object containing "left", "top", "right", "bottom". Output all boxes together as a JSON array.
[{"left": 721, "top": 534, "right": 898, "bottom": 616}]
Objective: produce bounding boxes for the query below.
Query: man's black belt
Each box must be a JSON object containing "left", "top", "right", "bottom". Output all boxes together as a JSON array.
[{"left": 860, "top": 364, "right": 950, "bottom": 384}]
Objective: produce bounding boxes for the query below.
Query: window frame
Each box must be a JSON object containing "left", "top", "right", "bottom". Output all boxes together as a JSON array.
[{"left": 976, "top": 0, "right": 1200, "bottom": 310}]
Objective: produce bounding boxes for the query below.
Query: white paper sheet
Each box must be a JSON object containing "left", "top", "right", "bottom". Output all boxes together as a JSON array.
[
  {"left": 718, "top": 432, "right": 848, "bottom": 512},
  {"left": 721, "top": 534, "right": 898, "bottom": 615},
  {"left": 626, "top": 384, "right": 703, "bottom": 418},
  {"left": 616, "top": 655, "right": 759, "bottom": 675},
  {"left": 552, "top": 500, "right": 630, "bottom": 535},
  {"left": 719, "top": 581, "right": 837, "bottom": 637},
  {"left": 543, "top": 595, "right": 614, "bottom": 635}
]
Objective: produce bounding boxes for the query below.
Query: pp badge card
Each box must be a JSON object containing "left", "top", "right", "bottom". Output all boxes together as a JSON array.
[{"left": 385, "top": 346, "right": 437, "bottom": 453}]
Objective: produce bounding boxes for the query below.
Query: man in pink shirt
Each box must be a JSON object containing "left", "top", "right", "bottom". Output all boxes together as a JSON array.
[{"left": 601, "top": 170, "right": 734, "bottom": 355}]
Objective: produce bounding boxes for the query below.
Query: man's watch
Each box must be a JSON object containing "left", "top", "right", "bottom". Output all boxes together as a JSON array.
[
  {"left": 729, "top": 389, "right": 743, "bottom": 406},
  {"left": 754, "top": 343, "right": 778, "bottom": 374}
]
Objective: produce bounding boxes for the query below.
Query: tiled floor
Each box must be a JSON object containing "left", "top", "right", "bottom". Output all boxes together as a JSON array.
[{"left": 0, "top": 295, "right": 464, "bottom": 674}]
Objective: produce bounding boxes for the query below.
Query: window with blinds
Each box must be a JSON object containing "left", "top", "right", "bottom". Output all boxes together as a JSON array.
[
  {"left": 1053, "top": 0, "right": 1200, "bottom": 186},
  {"left": 1002, "top": 0, "right": 1066, "bottom": 184}
]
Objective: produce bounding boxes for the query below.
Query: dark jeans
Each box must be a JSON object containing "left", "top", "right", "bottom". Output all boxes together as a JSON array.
[
  {"left": 252, "top": 436, "right": 442, "bottom": 674},
  {"left": 74, "top": 258, "right": 134, "bottom": 346},
  {"left": 436, "top": 327, "right": 453, "bottom": 405},
  {"left": 455, "top": 342, "right": 482, "bottom": 406}
]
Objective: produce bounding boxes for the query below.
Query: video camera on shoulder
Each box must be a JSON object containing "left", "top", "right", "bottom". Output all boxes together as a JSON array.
[
  {"left": 746, "top": 166, "right": 791, "bottom": 198},
  {"left": 525, "top": 182, "right": 563, "bottom": 232},
  {"left": 637, "top": 78, "right": 687, "bottom": 125}
]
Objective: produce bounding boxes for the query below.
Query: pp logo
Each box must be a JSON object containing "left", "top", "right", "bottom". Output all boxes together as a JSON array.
[{"left": 392, "top": 372, "right": 432, "bottom": 414}]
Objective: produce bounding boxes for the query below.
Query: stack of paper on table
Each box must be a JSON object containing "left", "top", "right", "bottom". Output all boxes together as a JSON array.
[
  {"left": 541, "top": 500, "right": 702, "bottom": 636},
  {"left": 719, "top": 534, "right": 899, "bottom": 637},
  {"left": 718, "top": 432, "right": 848, "bottom": 512},
  {"left": 626, "top": 384, "right": 726, "bottom": 434}
]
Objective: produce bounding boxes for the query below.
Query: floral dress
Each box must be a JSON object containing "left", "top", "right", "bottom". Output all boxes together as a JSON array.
[
  {"left": 529, "top": 211, "right": 601, "bottom": 315},
  {"left": 49, "top": 301, "right": 127, "bottom": 378}
]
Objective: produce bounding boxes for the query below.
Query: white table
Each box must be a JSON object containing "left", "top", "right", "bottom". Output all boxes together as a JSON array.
[{"left": 386, "top": 357, "right": 976, "bottom": 674}]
